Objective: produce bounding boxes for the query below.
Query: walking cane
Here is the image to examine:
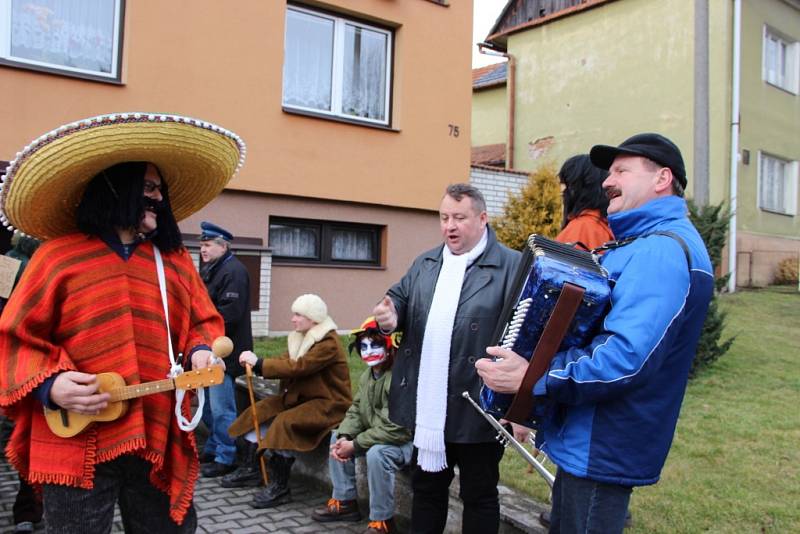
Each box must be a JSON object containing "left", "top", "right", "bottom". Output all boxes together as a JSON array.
[{"left": 245, "top": 361, "right": 269, "bottom": 486}]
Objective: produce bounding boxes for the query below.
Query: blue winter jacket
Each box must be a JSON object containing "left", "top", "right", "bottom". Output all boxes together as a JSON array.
[{"left": 533, "top": 196, "right": 714, "bottom": 486}]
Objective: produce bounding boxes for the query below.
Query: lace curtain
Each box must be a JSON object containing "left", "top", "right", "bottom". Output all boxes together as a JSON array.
[
  {"left": 269, "top": 224, "right": 318, "bottom": 259},
  {"left": 331, "top": 229, "right": 374, "bottom": 261},
  {"left": 283, "top": 7, "right": 388, "bottom": 122},
  {"left": 10, "top": 0, "right": 117, "bottom": 74},
  {"left": 760, "top": 156, "right": 786, "bottom": 213},
  {"left": 283, "top": 9, "right": 334, "bottom": 112},
  {"left": 270, "top": 222, "right": 376, "bottom": 262},
  {"left": 342, "top": 24, "right": 387, "bottom": 121},
  {"left": 763, "top": 34, "right": 786, "bottom": 87}
]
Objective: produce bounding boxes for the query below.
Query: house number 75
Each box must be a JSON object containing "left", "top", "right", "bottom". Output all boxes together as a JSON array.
[{"left": 448, "top": 124, "right": 460, "bottom": 137}]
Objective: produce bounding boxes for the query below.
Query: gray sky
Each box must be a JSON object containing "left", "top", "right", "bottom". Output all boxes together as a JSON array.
[{"left": 473, "top": 0, "right": 508, "bottom": 68}]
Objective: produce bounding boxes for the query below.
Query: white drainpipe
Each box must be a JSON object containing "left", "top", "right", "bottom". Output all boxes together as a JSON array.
[{"left": 727, "top": 0, "right": 742, "bottom": 293}]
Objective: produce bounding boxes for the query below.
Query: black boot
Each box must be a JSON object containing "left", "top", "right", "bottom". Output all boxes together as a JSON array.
[
  {"left": 221, "top": 438, "right": 262, "bottom": 488},
  {"left": 251, "top": 454, "right": 294, "bottom": 508}
]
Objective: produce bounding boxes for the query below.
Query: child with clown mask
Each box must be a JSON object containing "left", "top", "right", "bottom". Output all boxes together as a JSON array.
[{"left": 311, "top": 317, "right": 413, "bottom": 534}]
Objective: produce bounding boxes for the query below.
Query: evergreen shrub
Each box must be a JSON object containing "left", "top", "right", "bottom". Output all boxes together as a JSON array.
[
  {"left": 687, "top": 199, "right": 735, "bottom": 377},
  {"left": 493, "top": 164, "right": 562, "bottom": 250}
]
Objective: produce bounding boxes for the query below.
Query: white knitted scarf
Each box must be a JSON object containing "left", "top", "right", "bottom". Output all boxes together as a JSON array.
[{"left": 414, "top": 230, "right": 488, "bottom": 472}]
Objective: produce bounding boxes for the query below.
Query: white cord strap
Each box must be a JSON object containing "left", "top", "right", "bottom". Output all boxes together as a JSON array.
[{"left": 154, "top": 245, "right": 204, "bottom": 431}]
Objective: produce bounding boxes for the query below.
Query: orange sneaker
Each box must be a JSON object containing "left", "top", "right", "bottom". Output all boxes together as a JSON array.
[{"left": 364, "top": 517, "right": 396, "bottom": 533}]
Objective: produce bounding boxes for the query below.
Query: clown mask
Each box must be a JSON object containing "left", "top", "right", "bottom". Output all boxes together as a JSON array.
[{"left": 359, "top": 338, "right": 388, "bottom": 367}]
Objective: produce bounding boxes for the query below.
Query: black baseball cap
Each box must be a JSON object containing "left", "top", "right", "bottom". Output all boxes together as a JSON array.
[{"left": 589, "top": 133, "right": 687, "bottom": 189}]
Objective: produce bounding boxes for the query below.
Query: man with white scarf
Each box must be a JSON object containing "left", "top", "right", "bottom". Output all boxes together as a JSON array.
[{"left": 374, "top": 184, "right": 520, "bottom": 534}]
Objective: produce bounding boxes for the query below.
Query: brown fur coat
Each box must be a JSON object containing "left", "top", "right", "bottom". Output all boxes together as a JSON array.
[{"left": 228, "top": 318, "right": 351, "bottom": 451}]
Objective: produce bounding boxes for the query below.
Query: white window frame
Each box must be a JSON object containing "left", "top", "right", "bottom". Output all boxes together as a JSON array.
[
  {"left": 757, "top": 151, "right": 798, "bottom": 216},
  {"left": 0, "top": 0, "right": 124, "bottom": 82},
  {"left": 283, "top": 4, "right": 393, "bottom": 126},
  {"left": 762, "top": 25, "right": 800, "bottom": 95}
]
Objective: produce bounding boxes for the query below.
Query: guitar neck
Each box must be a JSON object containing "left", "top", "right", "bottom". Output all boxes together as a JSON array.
[{"left": 108, "top": 378, "right": 175, "bottom": 402}]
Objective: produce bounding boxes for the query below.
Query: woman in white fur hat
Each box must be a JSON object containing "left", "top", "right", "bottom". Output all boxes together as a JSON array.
[{"left": 222, "top": 294, "right": 352, "bottom": 510}]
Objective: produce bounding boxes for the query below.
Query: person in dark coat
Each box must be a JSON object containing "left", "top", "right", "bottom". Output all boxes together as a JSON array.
[
  {"left": 373, "top": 183, "right": 520, "bottom": 534},
  {"left": 0, "top": 233, "right": 42, "bottom": 534},
  {"left": 6, "top": 234, "right": 40, "bottom": 285},
  {"left": 198, "top": 221, "right": 253, "bottom": 477},
  {"left": 0, "top": 234, "right": 40, "bottom": 315}
]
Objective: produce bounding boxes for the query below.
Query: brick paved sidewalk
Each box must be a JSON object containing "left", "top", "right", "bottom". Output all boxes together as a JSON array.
[
  {"left": 0, "top": 457, "right": 375, "bottom": 533},
  {"left": 191, "top": 474, "right": 371, "bottom": 534}
]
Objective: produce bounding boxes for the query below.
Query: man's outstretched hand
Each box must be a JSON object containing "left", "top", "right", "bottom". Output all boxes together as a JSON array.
[{"left": 373, "top": 295, "right": 397, "bottom": 333}]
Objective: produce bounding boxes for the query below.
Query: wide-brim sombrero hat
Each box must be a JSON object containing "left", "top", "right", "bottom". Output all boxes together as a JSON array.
[{"left": 0, "top": 112, "right": 246, "bottom": 240}]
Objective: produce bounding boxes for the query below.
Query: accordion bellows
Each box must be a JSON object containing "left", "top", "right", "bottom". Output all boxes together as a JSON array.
[{"left": 480, "top": 235, "right": 612, "bottom": 425}]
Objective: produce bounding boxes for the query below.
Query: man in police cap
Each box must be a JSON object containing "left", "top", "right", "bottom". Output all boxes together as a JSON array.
[{"left": 199, "top": 221, "right": 254, "bottom": 477}]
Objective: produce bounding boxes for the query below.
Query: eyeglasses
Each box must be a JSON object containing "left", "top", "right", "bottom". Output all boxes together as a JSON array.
[{"left": 143, "top": 181, "right": 162, "bottom": 194}]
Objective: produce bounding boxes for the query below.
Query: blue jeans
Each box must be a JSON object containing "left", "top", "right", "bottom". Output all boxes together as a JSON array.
[
  {"left": 42, "top": 455, "right": 196, "bottom": 533},
  {"left": 328, "top": 432, "right": 413, "bottom": 521},
  {"left": 549, "top": 468, "right": 632, "bottom": 534},
  {"left": 201, "top": 373, "right": 237, "bottom": 465}
]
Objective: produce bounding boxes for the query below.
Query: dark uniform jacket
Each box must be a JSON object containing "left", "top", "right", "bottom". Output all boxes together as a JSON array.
[
  {"left": 387, "top": 226, "right": 520, "bottom": 443},
  {"left": 202, "top": 251, "right": 253, "bottom": 377}
]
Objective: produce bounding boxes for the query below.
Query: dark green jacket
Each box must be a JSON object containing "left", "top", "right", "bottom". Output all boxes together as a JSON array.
[{"left": 337, "top": 368, "right": 412, "bottom": 453}]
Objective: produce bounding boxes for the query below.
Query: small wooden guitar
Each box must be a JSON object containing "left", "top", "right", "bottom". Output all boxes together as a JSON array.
[{"left": 44, "top": 365, "right": 224, "bottom": 438}]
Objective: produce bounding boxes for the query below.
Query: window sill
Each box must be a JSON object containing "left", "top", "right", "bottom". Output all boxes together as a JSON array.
[
  {"left": 272, "top": 261, "right": 386, "bottom": 271},
  {"left": 282, "top": 107, "right": 400, "bottom": 132},
  {"left": 0, "top": 59, "right": 123, "bottom": 85},
  {"left": 759, "top": 207, "right": 796, "bottom": 217},
  {"left": 763, "top": 80, "right": 799, "bottom": 96}
]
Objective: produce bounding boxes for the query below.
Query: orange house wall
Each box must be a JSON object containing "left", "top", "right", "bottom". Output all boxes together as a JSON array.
[{"left": 0, "top": 0, "right": 473, "bottom": 213}]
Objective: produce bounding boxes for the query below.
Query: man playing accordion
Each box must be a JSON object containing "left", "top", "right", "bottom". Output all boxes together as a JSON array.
[{"left": 477, "top": 133, "right": 714, "bottom": 534}]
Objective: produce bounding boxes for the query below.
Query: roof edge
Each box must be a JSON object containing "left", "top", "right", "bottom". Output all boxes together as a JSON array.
[
  {"left": 473, "top": 79, "right": 507, "bottom": 91},
  {"left": 486, "top": 0, "right": 616, "bottom": 45},
  {"left": 471, "top": 164, "right": 529, "bottom": 176}
]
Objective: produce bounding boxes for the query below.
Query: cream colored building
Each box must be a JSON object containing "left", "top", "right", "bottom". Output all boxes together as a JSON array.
[
  {"left": 475, "top": 0, "right": 799, "bottom": 287},
  {"left": 0, "top": 0, "right": 473, "bottom": 332}
]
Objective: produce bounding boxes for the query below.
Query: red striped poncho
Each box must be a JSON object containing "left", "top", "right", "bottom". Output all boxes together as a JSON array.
[{"left": 0, "top": 234, "right": 224, "bottom": 524}]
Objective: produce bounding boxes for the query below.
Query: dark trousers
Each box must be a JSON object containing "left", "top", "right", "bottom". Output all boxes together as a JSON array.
[
  {"left": 13, "top": 475, "right": 42, "bottom": 525},
  {"left": 410, "top": 441, "right": 504, "bottom": 534},
  {"left": 2, "top": 416, "right": 43, "bottom": 527},
  {"left": 42, "top": 455, "right": 197, "bottom": 534},
  {"left": 549, "top": 468, "right": 632, "bottom": 534}
]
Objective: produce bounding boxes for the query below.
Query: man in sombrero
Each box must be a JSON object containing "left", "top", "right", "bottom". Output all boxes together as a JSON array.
[{"left": 0, "top": 113, "right": 245, "bottom": 532}]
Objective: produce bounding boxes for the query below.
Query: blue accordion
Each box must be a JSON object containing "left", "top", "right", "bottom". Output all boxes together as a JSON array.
[{"left": 479, "top": 234, "right": 612, "bottom": 426}]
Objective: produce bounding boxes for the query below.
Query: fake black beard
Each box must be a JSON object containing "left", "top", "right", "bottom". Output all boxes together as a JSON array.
[
  {"left": 144, "top": 196, "right": 164, "bottom": 213},
  {"left": 133, "top": 197, "right": 165, "bottom": 242}
]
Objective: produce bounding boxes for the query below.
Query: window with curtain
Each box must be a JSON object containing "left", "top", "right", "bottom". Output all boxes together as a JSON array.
[
  {"left": 269, "top": 217, "right": 382, "bottom": 266},
  {"left": 0, "top": 0, "right": 124, "bottom": 81},
  {"left": 269, "top": 221, "right": 320, "bottom": 259},
  {"left": 759, "top": 152, "right": 798, "bottom": 216},
  {"left": 763, "top": 26, "right": 799, "bottom": 95},
  {"left": 283, "top": 5, "right": 392, "bottom": 125}
]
